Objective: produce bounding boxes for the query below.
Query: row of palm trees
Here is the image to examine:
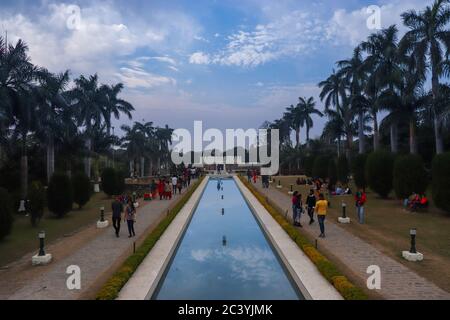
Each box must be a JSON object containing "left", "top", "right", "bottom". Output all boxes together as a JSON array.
[
  {"left": 0, "top": 37, "right": 173, "bottom": 201},
  {"left": 320, "top": 0, "right": 450, "bottom": 157}
]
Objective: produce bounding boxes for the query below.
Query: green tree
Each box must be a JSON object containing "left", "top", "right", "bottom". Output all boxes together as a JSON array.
[
  {"left": 366, "top": 151, "right": 395, "bottom": 198},
  {"left": 432, "top": 152, "right": 450, "bottom": 212},
  {"left": 393, "top": 155, "right": 428, "bottom": 199},
  {"left": 28, "top": 181, "right": 45, "bottom": 227},
  {"left": 72, "top": 172, "right": 92, "bottom": 209},
  {"left": 47, "top": 173, "right": 73, "bottom": 218},
  {"left": 337, "top": 155, "right": 350, "bottom": 184},
  {"left": 0, "top": 187, "right": 14, "bottom": 240}
]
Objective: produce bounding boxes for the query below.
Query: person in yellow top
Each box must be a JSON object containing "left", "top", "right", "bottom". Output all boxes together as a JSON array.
[{"left": 315, "top": 193, "right": 328, "bottom": 238}]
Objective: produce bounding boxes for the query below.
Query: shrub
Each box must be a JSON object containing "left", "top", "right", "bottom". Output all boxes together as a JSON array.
[
  {"left": 328, "top": 158, "right": 337, "bottom": 187},
  {"left": 47, "top": 173, "right": 73, "bottom": 218},
  {"left": 114, "top": 170, "right": 126, "bottom": 195},
  {"left": 303, "top": 156, "right": 315, "bottom": 177},
  {"left": 0, "top": 187, "right": 14, "bottom": 240},
  {"left": 365, "top": 151, "right": 394, "bottom": 198},
  {"left": 101, "top": 168, "right": 117, "bottom": 197},
  {"left": 28, "top": 181, "right": 46, "bottom": 227},
  {"left": 432, "top": 153, "right": 450, "bottom": 213},
  {"left": 337, "top": 156, "right": 349, "bottom": 184},
  {"left": 312, "top": 155, "right": 329, "bottom": 179},
  {"left": 393, "top": 155, "right": 428, "bottom": 199},
  {"left": 352, "top": 154, "right": 367, "bottom": 189},
  {"left": 72, "top": 172, "right": 92, "bottom": 209}
]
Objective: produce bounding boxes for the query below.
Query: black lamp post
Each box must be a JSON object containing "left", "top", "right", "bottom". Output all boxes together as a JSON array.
[
  {"left": 38, "top": 231, "right": 46, "bottom": 256},
  {"left": 290, "top": 184, "right": 293, "bottom": 193},
  {"left": 410, "top": 228, "right": 417, "bottom": 254},
  {"left": 341, "top": 201, "right": 347, "bottom": 219},
  {"left": 278, "top": 180, "right": 281, "bottom": 187},
  {"left": 100, "top": 207, "right": 105, "bottom": 222}
]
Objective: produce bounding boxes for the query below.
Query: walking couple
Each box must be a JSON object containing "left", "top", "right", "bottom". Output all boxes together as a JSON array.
[{"left": 111, "top": 197, "right": 137, "bottom": 238}]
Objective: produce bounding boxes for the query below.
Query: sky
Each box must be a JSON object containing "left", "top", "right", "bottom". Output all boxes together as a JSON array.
[{"left": 0, "top": 0, "right": 434, "bottom": 142}]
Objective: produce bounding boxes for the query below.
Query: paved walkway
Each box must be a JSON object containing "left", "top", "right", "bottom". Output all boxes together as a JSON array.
[
  {"left": 253, "top": 182, "right": 450, "bottom": 300},
  {"left": 0, "top": 182, "right": 198, "bottom": 300}
]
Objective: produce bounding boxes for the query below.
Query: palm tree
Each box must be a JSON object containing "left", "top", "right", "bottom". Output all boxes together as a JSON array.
[
  {"left": 134, "top": 121, "right": 155, "bottom": 177},
  {"left": 102, "top": 83, "right": 134, "bottom": 135},
  {"left": 322, "top": 108, "right": 345, "bottom": 157},
  {"left": 361, "top": 25, "right": 402, "bottom": 153},
  {"left": 121, "top": 123, "right": 146, "bottom": 177},
  {"left": 401, "top": 0, "right": 450, "bottom": 154},
  {"left": 270, "top": 118, "right": 292, "bottom": 146},
  {"left": 69, "top": 74, "right": 108, "bottom": 179},
  {"left": 0, "top": 38, "right": 37, "bottom": 199},
  {"left": 297, "top": 97, "right": 324, "bottom": 146},
  {"left": 284, "top": 104, "right": 303, "bottom": 148},
  {"left": 34, "top": 70, "right": 70, "bottom": 183},
  {"left": 154, "top": 125, "right": 174, "bottom": 174},
  {"left": 337, "top": 47, "right": 367, "bottom": 154}
]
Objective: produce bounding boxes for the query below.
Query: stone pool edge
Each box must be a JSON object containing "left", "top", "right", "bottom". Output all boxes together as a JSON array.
[
  {"left": 117, "top": 176, "right": 210, "bottom": 300},
  {"left": 234, "top": 176, "right": 343, "bottom": 301}
]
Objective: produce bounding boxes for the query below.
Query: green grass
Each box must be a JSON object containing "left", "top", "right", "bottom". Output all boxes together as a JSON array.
[
  {"left": 0, "top": 192, "right": 113, "bottom": 267},
  {"left": 273, "top": 176, "right": 450, "bottom": 292}
]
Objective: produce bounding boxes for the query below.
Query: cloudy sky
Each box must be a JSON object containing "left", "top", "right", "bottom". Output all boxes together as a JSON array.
[{"left": 0, "top": 0, "right": 433, "bottom": 141}]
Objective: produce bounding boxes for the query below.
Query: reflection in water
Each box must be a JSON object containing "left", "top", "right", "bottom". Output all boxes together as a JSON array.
[{"left": 154, "top": 179, "right": 301, "bottom": 300}]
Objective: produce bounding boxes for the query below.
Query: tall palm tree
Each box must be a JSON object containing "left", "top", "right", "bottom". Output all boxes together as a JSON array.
[
  {"left": 134, "top": 121, "right": 154, "bottom": 177},
  {"left": 102, "top": 83, "right": 134, "bottom": 135},
  {"left": 34, "top": 70, "right": 70, "bottom": 183},
  {"left": 297, "top": 97, "right": 324, "bottom": 146},
  {"left": 284, "top": 104, "right": 303, "bottom": 148},
  {"left": 337, "top": 47, "right": 367, "bottom": 154},
  {"left": 322, "top": 108, "right": 345, "bottom": 157},
  {"left": 401, "top": 0, "right": 450, "bottom": 154},
  {"left": 0, "top": 37, "right": 37, "bottom": 199},
  {"left": 154, "top": 125, "right": 174, "bottom": 174}
]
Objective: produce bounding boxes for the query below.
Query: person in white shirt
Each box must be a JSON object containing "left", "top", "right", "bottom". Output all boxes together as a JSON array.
[{"left": 172, "top": 176, "right": 178, "bottom": 195}]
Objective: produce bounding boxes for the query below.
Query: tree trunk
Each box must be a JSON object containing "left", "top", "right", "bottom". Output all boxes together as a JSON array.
[
  {"left": 431, "top": 62, "right": 443, "bottom": 154},
  {"left": 373, "top": 111, "right": 379, "bottom": 151},
  {"left": 434, "top": 117, "right": 444, "bottom": 154},
  {"left": 358, "top": 111, "right": 365, "bottom": 154},
  {"left": 84, "top": 138, "right": 92, "bottom": 179},
  {"left": 20, "top": 138, "right": 28, "bottom": 200},
  {"left": 140, "top": 157, "right": 145, "bottom": 177},
  {"left": 337, "top": 136, "right": 341, "bottom": 158},
  {"left": 129, "top": 160, "right": 134, "bottom": 178},
  {"left": 409, "top": 118, "right": 417, "bottom": 155},
  {"left": 46, "top": 136, "right": 55, "bottom": 184},
  {"left": 390, "top": 123, "right": 398, "bottom": 153},
  {"left": 295, "top": 128, "right": 300, "bottom": 148}
]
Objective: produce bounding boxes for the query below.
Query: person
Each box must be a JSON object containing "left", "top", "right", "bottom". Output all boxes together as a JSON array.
[
  {"left": 355, "top": 189, "right": 367, "bottom": 224},
  {"left": 150, "top": 179, "right": 157, "bottom": 200},
  {"left": 296, "top": 193, "right": 304, "bottom": 227},
  {"left": 306, "top": 189, "right": 316, "bottom": 225},
  {"left": 165, "top": 180, "right": 172, "bottom": 200},
  {"left": 315, "top": 193, "right": 328, "bottom": 238},
  {"left": 291, "top": 191, "right": 303, "bottom": 227},
  {"left": 252, "top": 170, "right": 257, "bottom": 184},
  {"left": 111, "top": 197, "right": 124, "bottom": 238},
  {"left": 125, "top": 199, "right": 136, "bottom": 238},
  {"left": 177, "top": 176, "right": 183, "bottom": 195},
  {"left": 172, "top": 175, "right": 178, "bottom": 195},
  {"left": 247, "top": 169, "right": 252, "bottom": 183},
  {"left": 158, "top": 179, "right": 165, "bottom": 200}
]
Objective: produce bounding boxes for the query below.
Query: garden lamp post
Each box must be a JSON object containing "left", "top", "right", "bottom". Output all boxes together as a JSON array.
[
  {"left": 342, "top": 201, "right": 347, "bottom": 219},
  {"left": 402, "top": 228, "right": 423, "bottom": 261},
  {"left": 410, "top": 228, "right": 417, "bottom": 254},
  {"left": 38, "top": 231, "right": 46, "bottom": 257},
  {"left": 32, "top": 230, "right": 52, "bottom": 265},
  {"left": 100, "top": 206, "right": 105, "bottom": 222}
]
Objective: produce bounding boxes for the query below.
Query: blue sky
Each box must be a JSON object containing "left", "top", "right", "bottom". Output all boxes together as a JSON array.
[{"left": 0, "top": 0, "right": 433, "bottom": 141}]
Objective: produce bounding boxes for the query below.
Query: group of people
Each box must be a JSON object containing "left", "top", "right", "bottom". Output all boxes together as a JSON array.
[
  {"left": 291, "top": 190, "right": 329, "bottom": 238},
  {"left": 111, "top": 196, "right": 137, "bottom": 238},
  {"left": 404, "top": 193, "right": 429, "bottom": 211},
  {"left": 246, "top": 169, "right": 258, "bottom": 184}
]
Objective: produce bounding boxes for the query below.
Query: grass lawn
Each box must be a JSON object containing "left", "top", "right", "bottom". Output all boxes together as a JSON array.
[
  {"left": 0, "top": 192, "right": 113, "bottom": 268},
  {"left": 272, "top": 176, "right": 450, "bottom": 293}
]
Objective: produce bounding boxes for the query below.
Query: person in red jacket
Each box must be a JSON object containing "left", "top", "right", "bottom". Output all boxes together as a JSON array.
[
  {"left": 158, "top": 179, "right": 165, "bottom": 200},
  {"left": 355, "top": 189, "right": 367, "bottom": 224}
]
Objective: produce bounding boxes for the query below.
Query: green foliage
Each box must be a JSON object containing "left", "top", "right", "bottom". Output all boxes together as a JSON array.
[
  {"left": 303, "top": 156, "right": 315, "bottom": 177},
  {"left": 28, "top": 181, "right": 46, "bottom": 226},
  {"left": 72, "top": 172, "right": 92, "bottom": 209},
  {"left": 432, "top": 153, "right": 450, "bottom": 213},
  {"left": 0, "top": 187, "right": 14, "bottom": 241},
  {"left": 312, "top": 155, "right": 329, "bottom": 179},
  {"left": 47, "top": 173, "right": 73, "bottom": 218},
  {"left": 366, "top": 151, "right": 395, "bottom": 198},
  {"left": 352, "top": 154, "right": 367, "bottom": 189},
  {"left": 328, "top": 158, "right": 338, "bottom": 187},
  {"left": 337, "top": 156, "right": 349, "bottom": 184},
  {"left": 101, "top": 168, "right": 117, "bottom": 197},
  {"left": 114, "top": 170, "right": 126, "bottom": 195},
  {"left": 393, "top": 155, "right": 428, "bottom": 199}
]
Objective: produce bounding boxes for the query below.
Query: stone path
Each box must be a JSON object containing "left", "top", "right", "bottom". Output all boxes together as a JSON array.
[
  {"left": 253, "top": 182, "right": 450, "bottom": 300},
  {"left": 0, "top": 182, "right": 197, "bottom": 300}
]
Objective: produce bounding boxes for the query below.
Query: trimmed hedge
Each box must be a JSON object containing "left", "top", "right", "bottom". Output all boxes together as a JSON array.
[
  {"left": 239, "top": 177, "right": 367, "bottom": 300},
  {"left": 29, "top": 181, "right": 46, "bottom": 227},
  {"left": 0, "top": 187, "right": 14, "bottom": 240},
  {"left": 352, "top": 154, "right": 367, "bottom": 189},
  {"left": 72, "top": 172, "right": 92, "bottom": 209},
  {"left": 366, "top": 151, "right": 394, "bottom": 198},
  {"left": 303, "top": 156, "right": 315, "bottom": 177},
  {"left": 432, "top": 153, "right": 450, "bottom": 213},
  {"left": 96, "top": 177, "right": 205, "bottom": 300},
  {"left": 47, "top": 173, "right": 73, "bottom": 218},
  {"left": 328, "top": 158, "right": 337, "bottom": 187},
  {"left": 337, "top": 156, "right": 349, "bottom": 184},
  {"left": 393, "top": 155, "right": 428, "bottom": 199},
  {"left": 101, "top": 168, "right": 117, "bottom": 197},
  {"left": 312, "top": 155, "right": 329, "bottom": 179}
]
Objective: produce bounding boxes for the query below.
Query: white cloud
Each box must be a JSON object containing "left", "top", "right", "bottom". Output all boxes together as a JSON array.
[
  {"left": 115, "top": 67, "right": 176, "bottom": 89},
  {"left": 189, "top": 51, "right": 211, "bottom": 65}
]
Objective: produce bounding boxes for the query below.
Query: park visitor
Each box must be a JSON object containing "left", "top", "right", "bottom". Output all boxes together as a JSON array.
[
  {"left": 355, "top": 189, "right": 367, "bottom": 224},
  {"left": 172, "top": 175, "right": 178, "bottom": 195},
  {"left": 125, "top": 198, "right": 136, "bottom": 238},
  {"left": 111, "top": 196, "right": 124, "bottom": 238},
  {"left": 306, "top": 189, "right": 316, "bottom": 225},
  {"left": 315, "top": 193, "right": 328, "bottom": 238},
  {"left": 158, "top": 179, "right": 165, "bottom": 200},
  {"left": 296, "top": 193, "right": 303, "bottom": 228}
]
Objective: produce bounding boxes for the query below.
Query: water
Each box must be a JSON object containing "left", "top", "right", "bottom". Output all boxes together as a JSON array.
[{"left": 153, "top": 179, "right": 302, "bottom": 300}]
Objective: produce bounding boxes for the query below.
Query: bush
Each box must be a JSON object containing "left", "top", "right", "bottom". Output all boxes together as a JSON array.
[
  {"left": 432, "top": 153, "right": 450, "bottom": 213},
  {"left": 114, "top": 170, "right": 126, "bottom": 195},
  {"left": 102, "top": 168, "right": 119, "bottom": 197},
  {"left": 72, "top": 172, "right": 92, "bottom": 209},
  {"left": 352, "top": 154, "right": 367, "bottom": 189},
  {"left": 328, "top": 159, "right": 337, "bottom": 187},
  {"left": 312, "top": 155, "right": 329, "bottom": 179},
  {"left": 303, "top": 156, "right": 315, "bottom": 177},
  {"left": 28, "top": 181, "right": 46, "bottom": 227},
  {"left": 365, "top": 151, "right": 395, "bottom": 198},
  {"left": 393, "top": 155, "right": 428, "bottom": 199},
  {"left": 0, "top": 187, "right": 14, "bottom": 241},
  {"left": 337, "top": 156, "right": 349, "bottom": 184},
  {"left": 47, "top": 173, "right": 73, "bottom": 218}
]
